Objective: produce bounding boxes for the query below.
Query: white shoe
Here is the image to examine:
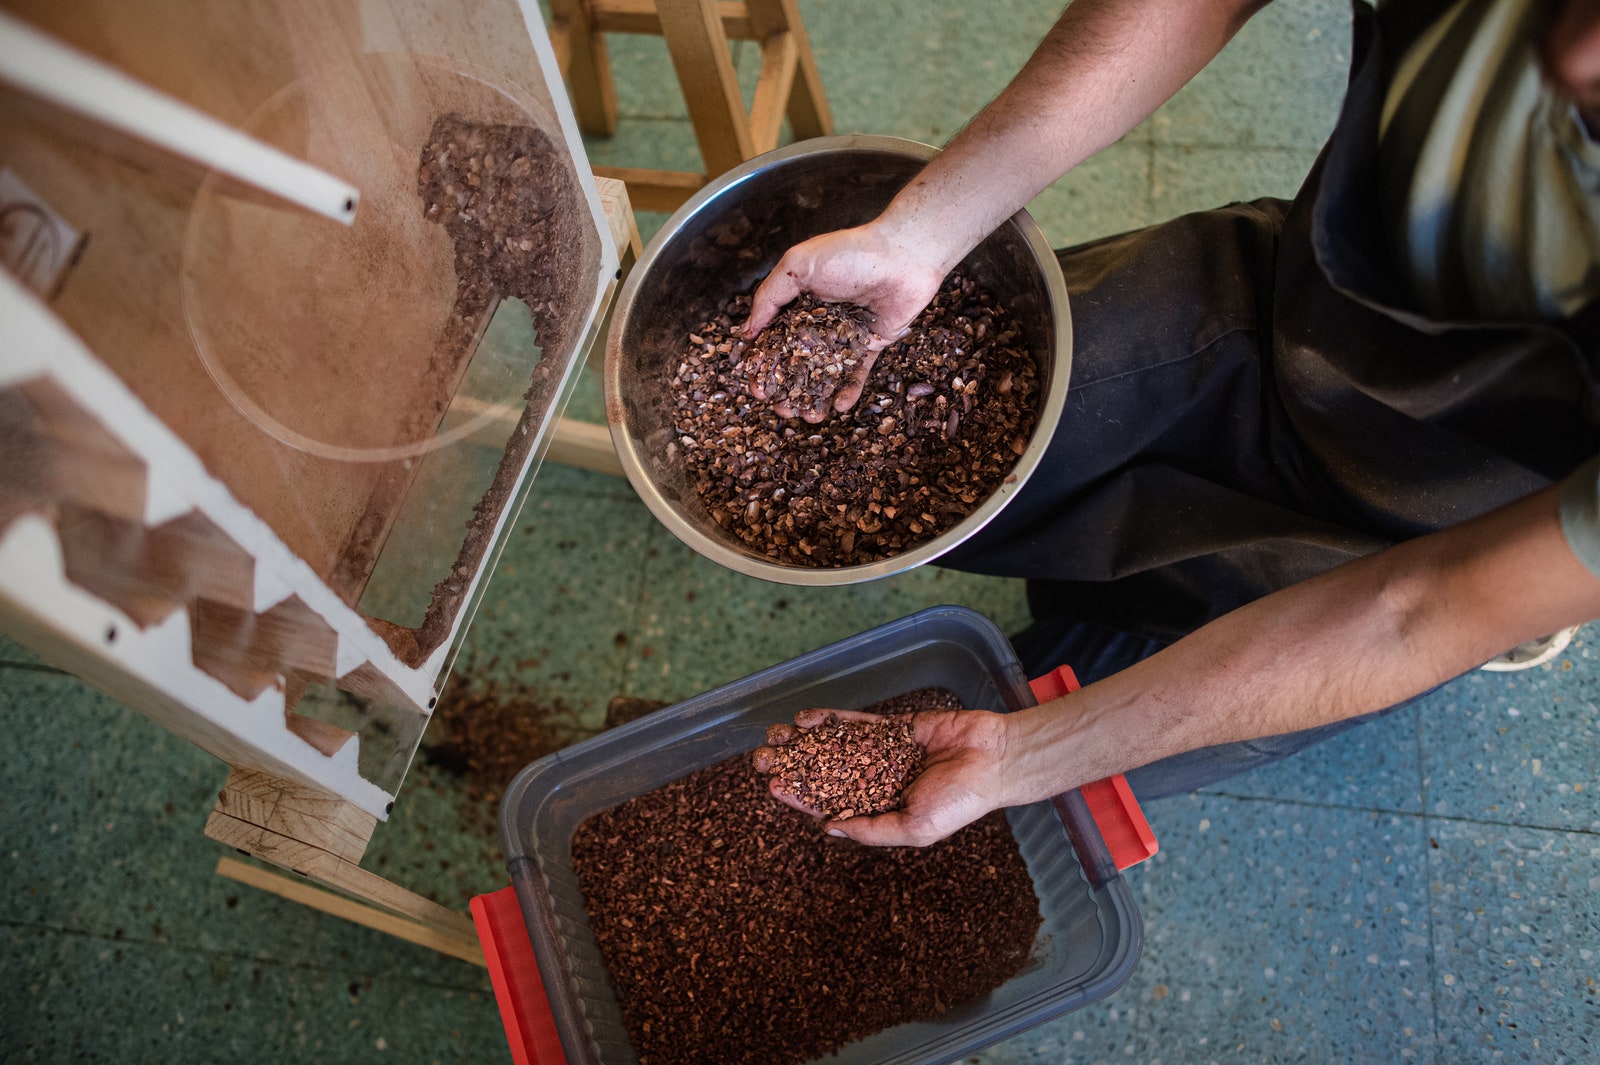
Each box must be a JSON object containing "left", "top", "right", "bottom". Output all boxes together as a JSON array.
[{"left": 1480, "top": 626, "right": 1579, "bottom": 672}]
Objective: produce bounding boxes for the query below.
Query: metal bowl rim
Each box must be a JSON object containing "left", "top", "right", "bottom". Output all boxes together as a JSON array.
[{"left": 604, "top": 134, "right": 1071, "bottom": 586}]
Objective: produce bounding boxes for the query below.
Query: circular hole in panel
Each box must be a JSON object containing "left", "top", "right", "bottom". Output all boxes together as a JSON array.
[{"left": 181, "top": 53, "right": 572, "bottom": 463}]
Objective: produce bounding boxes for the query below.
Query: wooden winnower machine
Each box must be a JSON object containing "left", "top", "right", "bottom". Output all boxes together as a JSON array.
[{"left": 0, "top": 0, "right": 624, "bottom": 948}]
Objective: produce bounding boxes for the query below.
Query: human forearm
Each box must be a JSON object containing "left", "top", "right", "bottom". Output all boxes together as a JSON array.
[
  {"left": 995, "top": 485, "right": 1600, "bottom": 806},
  {"left": 875, "top": 0, "right": 1270, "bottom": 276},
  {"left": 742, "top": 0, "right": 1266, "bottom": 366}
]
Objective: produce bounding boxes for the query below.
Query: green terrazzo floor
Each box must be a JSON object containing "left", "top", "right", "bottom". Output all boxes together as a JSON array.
[{"left": 4, "top": 2, "right": 1597, "bottom": 1063}]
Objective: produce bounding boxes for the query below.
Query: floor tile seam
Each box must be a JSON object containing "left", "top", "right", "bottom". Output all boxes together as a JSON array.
[
  {"left": 1143, "top": 136, "right": 1158, "bottom": 219},
  {"left": 1149, "top": 139, "right": 1326, "bottom": 156},
  {"left": 1200, "top": 789, "right": 1600, "bottom": 838},
  {"left": 598, "top": 111, "right": 695, "bottom": 127},
  {"left": 1413, "top": 797, "right": 1446, "bottom": 1057},
  {"left": 0, "top": 916, "right": 488, "bottom": 991},
  {"left": 611, "top": 516, "right": 670, "bottom": 698},
  {"left": 1415, "top": 702, "right": 1445, "bottom": 1056},
  {"left": 544, "top": 479, "right": 643, "bottom": 506},
  {"left": 0, "top": 661, "right": 64, "bottom": 675}
]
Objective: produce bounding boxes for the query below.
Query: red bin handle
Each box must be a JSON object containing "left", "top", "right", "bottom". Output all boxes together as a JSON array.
[
  {"left": 1029, "top": 665, "right": 1158, "bottom": 871},
  {"left": 471, "top": 887, "right": 567, "bottom": 1065}
]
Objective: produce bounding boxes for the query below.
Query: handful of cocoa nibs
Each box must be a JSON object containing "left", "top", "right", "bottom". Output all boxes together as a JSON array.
[
  {"left": 742, "top": 295, "right": 878, "bottom": 420},
  {"left": 755, "top": 713, "right": 925, "bottom": 818}
]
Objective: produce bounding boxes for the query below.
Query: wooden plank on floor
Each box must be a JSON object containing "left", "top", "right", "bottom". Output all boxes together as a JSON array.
[{"left": 216, "top": 856, "right": 486, "bottom": 967}]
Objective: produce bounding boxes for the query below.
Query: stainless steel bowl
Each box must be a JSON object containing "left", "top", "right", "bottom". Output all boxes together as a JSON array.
[{"left": 604, "top": 135, "right": 1071, "bottom": 585}]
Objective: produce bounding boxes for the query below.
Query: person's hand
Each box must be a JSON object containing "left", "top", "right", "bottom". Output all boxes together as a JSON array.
[
  {"left": 741, "top": 222, "right": 949, "bottom": 418},
  {"left": 753, "top": 705, "right": 1013, "bottom": 847}
]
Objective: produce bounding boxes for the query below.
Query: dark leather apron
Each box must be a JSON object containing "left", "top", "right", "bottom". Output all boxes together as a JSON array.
[{"left": 944, "top": 0, "right": 1600, "bottom": 645}]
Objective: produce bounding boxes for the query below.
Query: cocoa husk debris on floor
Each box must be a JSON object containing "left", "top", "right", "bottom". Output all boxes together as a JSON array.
[
  {"left": 421, "top": 671, "right": 590, "bottom": 824},
  {"left": 668, "top": 270, "right": 1041, "bottom": 567},
  {"left": 570, "top": 687, "right": 1043, "bottom": 1065}
]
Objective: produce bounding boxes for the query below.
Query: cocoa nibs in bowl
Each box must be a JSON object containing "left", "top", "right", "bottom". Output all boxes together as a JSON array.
[
  {"left": 756, "top": 714, "right": 925, "bottom": 818},
  {"left": 741, "top": 295, "right": 877, "bottom": 420},
  {"left": 569, "top": 687, "right": 1043, "bottom": 1065},
  {"left": 667, "top": 270, "right": 1041, "bottom": 568}
]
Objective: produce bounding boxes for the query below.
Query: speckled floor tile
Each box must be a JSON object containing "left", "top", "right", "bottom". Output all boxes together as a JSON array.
[
  {"left": 0, "top": 662, "right": 497, "bottom": 1060},
  {"left": 803, "top": 0, "right": 1062, "bottom": 141},
  {"left": 1420, "top": 638, "right": 1600, "bottom": 833},
  {"left": 271, "top": 963, "right": 502, "bottom": 1065},
  {"left": 1, "top": 924, "right": 54, "bottom": 1059},
  {"left": 1151, "top": 143, "right": 1325, "bottom": 221},
  {"left": 2, "top": 667, "right": 230, "bottom": 937},
  {"left": 975, "top": 792, "right": 1436, "bottom": 1064},
  {"left": 579, "top": 115, "right": 702, "bottom": 176},
  {"left": 1151, "top": 0, "right": 1352, "bottom": 152},
  {"left": 451, "top": 465, "right": 655, "bottom": 725},
  {"left": 1200, "top": 701, "right": 1425, "bottom": 814},
  {"left": 1027, "top": 139, "right": 1155, "bottom": 251},
  {"left": 6, "top": 0, "right": 1595, "bottom": 1062},
  {"left": 0, "top": 666, "right": 496, "bottom": 976},
  {"left": 605, "top": 31, "right": 693, "bottom": 121},
  {"left": 1426, "top": 817, "right": 1599, "bottom": 1064},
  {"left": 617, "top": 530, "right": 1030, "bottom": 704},
  {"left": 4, "top": 932, "right": 497, "bottom": 1065}
]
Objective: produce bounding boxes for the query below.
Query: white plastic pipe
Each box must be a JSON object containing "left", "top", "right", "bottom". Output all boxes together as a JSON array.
[{"left": 0, "top": 11, "right": 360, "bottom": 226}]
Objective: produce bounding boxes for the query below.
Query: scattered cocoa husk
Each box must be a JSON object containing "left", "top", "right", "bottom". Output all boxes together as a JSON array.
[{"left": 422, "top": 672, "right": 589, "bottom": 814}]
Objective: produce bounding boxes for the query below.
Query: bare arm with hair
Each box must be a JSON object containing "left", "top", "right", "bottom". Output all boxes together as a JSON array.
[
  {"left": 743, "top": 0, "right": 1270, "bottom": 415},
  {"left": 765, "top": 486, "right": 1600, "bottom": 847}
]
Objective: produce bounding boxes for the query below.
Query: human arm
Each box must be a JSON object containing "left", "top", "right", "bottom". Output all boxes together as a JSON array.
[
  {"left": 786, "top": 482, "right": 1600, "bottom": 846},
  {"left": 742, "top": 0, "right": 1271, "bottom": 414}
]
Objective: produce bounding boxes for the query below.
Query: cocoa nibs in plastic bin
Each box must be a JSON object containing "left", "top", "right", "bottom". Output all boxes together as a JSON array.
[
  {"left": 741, "top": 295, "right": 877, "bottom": 420},
  {"left": 756, "top": 713, "right": 926, "bottom": 818},
  {"left": 668, "top": 270, "right": 1040, "bottom": 568},
  {"left": 569, "top": 687, "right": 1043, "bottom": 1065}
]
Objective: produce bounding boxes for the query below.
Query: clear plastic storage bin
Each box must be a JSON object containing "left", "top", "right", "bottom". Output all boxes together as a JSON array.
[{"left": 497, "top": 605, "right": 1152, "bottom": 1065}]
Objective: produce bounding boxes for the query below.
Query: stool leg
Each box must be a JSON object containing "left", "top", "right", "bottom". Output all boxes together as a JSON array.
[
  {"left": 746, "top": 0, "right": 831, "bottom": 140},
  {"left": 655, "top": 0, "right": 755, "bottom": 177},
  {"left": 549, "top": 0, "right": 618, "bottom": 137}
]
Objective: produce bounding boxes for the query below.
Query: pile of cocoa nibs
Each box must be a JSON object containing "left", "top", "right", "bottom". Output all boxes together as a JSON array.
[
  {"left": 570, "top": 687, "right": 1042, "bottom": 1065},
  {"left": 755, "top": 708, "right": 935, "bottom": 818},
  {"left": 742, "top": 295, "right": 878, "bottom": 420},
  {"left": 668, "top": 271, "right": 1041, "bottom": 567}
]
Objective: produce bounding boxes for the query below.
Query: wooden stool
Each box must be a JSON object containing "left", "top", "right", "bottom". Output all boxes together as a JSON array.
[{"left": 546, "top": 0, "right": 832, "bottom": 212}]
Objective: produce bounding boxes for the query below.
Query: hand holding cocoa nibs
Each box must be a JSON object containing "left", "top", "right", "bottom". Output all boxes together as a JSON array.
[
  {"left": 666, "top": 271, "right": 1041, "bottom": 569},
  {"left": 741, "top": 295, "right": 879, "bottom": 422},
  {"left": 752, "top": 712, "right": 925, "bottom": 818},
  {"left": 571, "top": 685, "right": 1040, "bottom": 1065}
]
